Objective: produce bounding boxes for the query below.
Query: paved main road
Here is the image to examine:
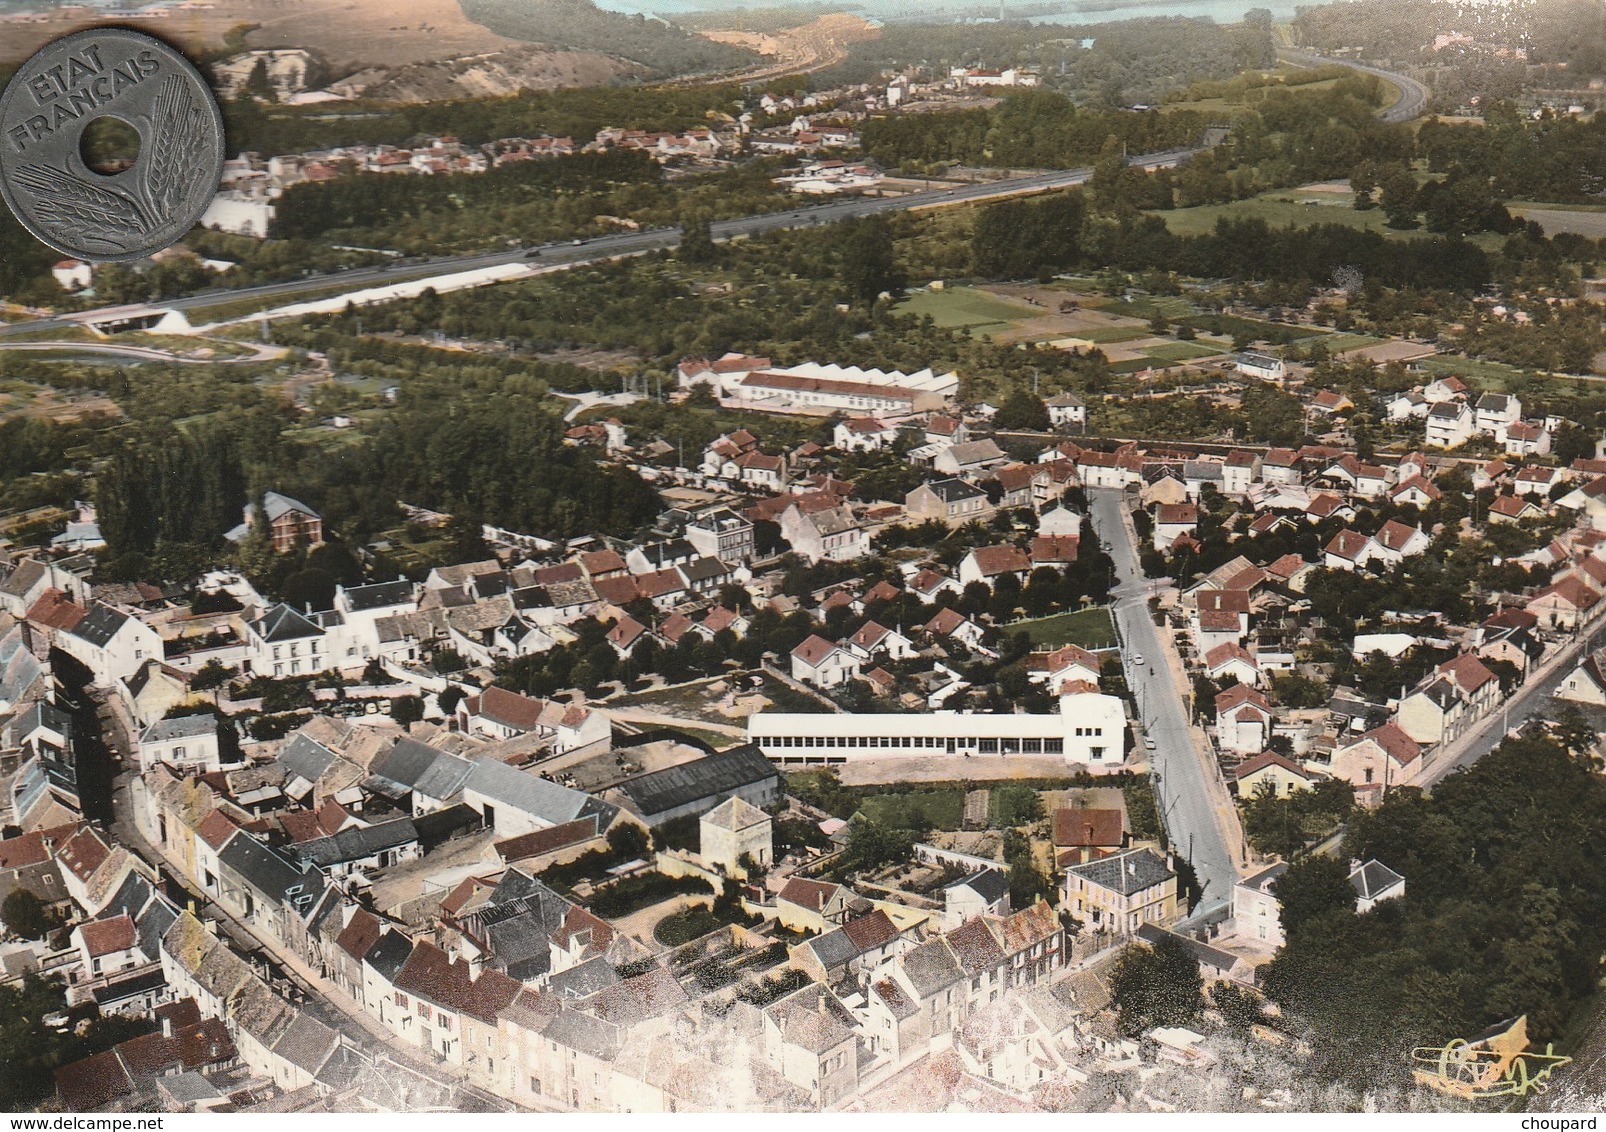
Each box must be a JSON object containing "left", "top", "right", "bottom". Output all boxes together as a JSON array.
[
  {"left": 1089, "top": 488, "right": 1240, "bottom": 912},
  {"left": 0, "top": 148, "right": 1197, "bottom": 340},
  {"left": 1278, "top": 49, "right": 1431, "bottom": 123}
]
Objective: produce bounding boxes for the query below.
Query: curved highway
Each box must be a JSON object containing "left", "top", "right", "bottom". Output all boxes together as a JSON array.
[{"left": 1278, "top": 49, "right": 1430, "bottom": 123}]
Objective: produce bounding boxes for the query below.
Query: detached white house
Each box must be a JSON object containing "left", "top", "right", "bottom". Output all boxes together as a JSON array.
[
  {"left": 833, "top": 417, "right": 898, "bottom": 452},
  {"left": 791, "top": 634, "right": 860, "bottom": 688}
]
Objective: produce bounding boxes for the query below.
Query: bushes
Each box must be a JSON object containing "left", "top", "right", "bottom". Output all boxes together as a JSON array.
[
  {"left": 587, "top": 873, "right": 711, "bottom": 920},
  {"left": 654, "top": 905, "right": 723, "bottom": 947}
]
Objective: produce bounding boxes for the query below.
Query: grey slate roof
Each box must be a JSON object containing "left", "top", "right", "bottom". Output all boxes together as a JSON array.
[
  {"left": 139, "top": 714, "right": 218, "bottom": 745},
  {"left": 1068, "top": 847, "right": 1174, "bottom": 897},
  {"left": 369, "top": 738, "right": 471, "bottom": 800},
  {"left": 412, "top": 751, "right": 475, "bottom": 803},
  {"left": 546, "top": 956, "right": 621, "bottom": 1001},
  {"left": 947, "top": 867, "right": 1009, "bottom": 904},
  {"left": 804, "top": 926, "right": 861, "bottom": 970},
  {"left": 68, "top": 604, "right": 130, "bottom": 648},
  {"left": 463, "top": 884, "right": 570, "bottom": 982},
  {"left": 253, "top": 604, "right": 325, "bottom": 642},
  {"left": 343, "top": 580, "right": 413, "bottom": 612},
  {"left": 898, "top": 938, "right": 963, "bottom": 997},
  {"left": 463, "top": 758, "right": 598, "bottom": 825},
  {"left": 297, "top": 817, "right": 419, "bottom": 868},
  {"left": 1349, "top": 858, "right": 1405, "bottom": 901},
  {"left": 363, "top": 930, "right": 414, "bottom": 981},
  {"left": 277, "top": 734, "right": 338, "bottom": 783},
  {"left": 614, "top": 744, "right": 777, "bottom": 821},
  {"left": 262, "top": 491, "right": 318, "bottom": 522},
  {"left": 923, "top": 477, "right": 986, "bottom": 502},
  {"left": 543, "top": 1008, "right": 621, "bottom": 1060},
  {"left": 217, "top": 834, "right": 320, "bottom": 910}
]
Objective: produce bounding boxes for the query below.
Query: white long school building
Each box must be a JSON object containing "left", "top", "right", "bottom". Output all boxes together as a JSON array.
[{"left": 747, "top": 691, "right": 1128, "bottom": 769}]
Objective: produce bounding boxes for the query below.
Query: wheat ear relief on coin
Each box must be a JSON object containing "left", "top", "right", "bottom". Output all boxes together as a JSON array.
[{"left": 0, "top": 27, "right": 225, "bottom": 262}]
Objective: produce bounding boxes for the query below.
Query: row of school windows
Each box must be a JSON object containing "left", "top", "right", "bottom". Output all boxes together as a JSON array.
[{"left": 761, "top": 735, "right": 1066, "bottom": 754}]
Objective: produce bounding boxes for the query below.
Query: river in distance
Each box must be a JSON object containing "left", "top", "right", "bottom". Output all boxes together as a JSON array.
[{"left": 591, "top": 0, "right": 1298, "bottom": 24}]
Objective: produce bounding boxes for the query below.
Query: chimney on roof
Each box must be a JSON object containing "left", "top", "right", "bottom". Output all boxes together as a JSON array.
[
  {"left": 469, "top": 953, "right": 484, "bottom": 978},
  {"left": 161, "top": 1014, "right": 174, "bottom": 1039}
]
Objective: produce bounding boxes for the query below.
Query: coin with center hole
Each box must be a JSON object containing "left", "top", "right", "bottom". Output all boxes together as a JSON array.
[{"left": 0, "top": 27, "right": 225, "bottom": 262}]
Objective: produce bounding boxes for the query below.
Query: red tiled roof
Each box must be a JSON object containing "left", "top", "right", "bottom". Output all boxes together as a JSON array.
[
  {"left": 1215, "top": 684, "right": 1272, "bottom": 715},
  {"left": 1052, "top": 808, "right": 1123, "bottom": 848},
  {"left": 1030, "top": 535, "right": 1080, "bottom": 564},
  {"left": 1155, "top": 503, "right": 1197, "bottom": 525},
  {"left": 968, "top": 545, "right": 1031, "bottom": 577},
  {"left": 0, "top": 831, "right": 50, "bottom": 869},
  {"left": 551, "top": 904, "right": 615, "bottom": 954},
  {"left": 78, "top": 914, "right": 137, "bottom": 957},
  {"left": 1374, "top": 519, "right": 1424, "bottom": 552},
  {"left": 1437, "top": 652, "right": 1497, "bottom": 694},
  {"left": 792, "top": 634, "right": 841, "bottom": 667},
  {"left": 1194, "top": 589, "right": 1251, "bottom": 614},
  {"left": 1349, "top": 722, "right": 1421, "bottom": 766},
  {"left": 26, "top": 588, "right": 88, "bottom": 632},
  {"left": 778, "top": 876, "right": 839, "bottom": 912},
  {"left": 1205, "top": 642, "right": 1257, "bottom": 671},
  {"left": 842, "top": 908, "right": 899, "bottom": 952},
  {"left": 593, "top": 575, "right": 641, "bottom": 606},
  {"left": 495, "top": 819, "right": 599, "bottom": 862},
  {"left": 1265, "top": 553, "right": 1309, "bottom": 580},
  {"left": 1235, "top": 750, "right": 1314, "bottom": 783},
  {"left": 335, "top": 908, "right": 384, "bottom": 962},
  {"left": 474, "top": 685, "right": 544, "bottom": 731},
  {"left": 196, "top": 810, "right": 239, "bottom": 851},
  {"left": 55, "top": 825, "right": 110, "bottom": 881}
]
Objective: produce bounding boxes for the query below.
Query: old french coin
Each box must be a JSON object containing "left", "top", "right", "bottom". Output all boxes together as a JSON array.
[{"left": 0, "top": 27, "right": 225, "bottom": 262}]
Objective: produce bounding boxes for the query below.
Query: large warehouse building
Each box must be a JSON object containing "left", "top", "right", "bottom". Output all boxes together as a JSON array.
[{"left": 746, "top": 690, "right": 1128, "bottom": 770}]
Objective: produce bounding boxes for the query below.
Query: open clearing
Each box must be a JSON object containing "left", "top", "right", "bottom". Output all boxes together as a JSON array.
[
  {"left": 1008, "top": 606, "right": 1118, "bottom": 649},
  {"left": 893, "top": 287, "right": 1041, "bottom": 332}
]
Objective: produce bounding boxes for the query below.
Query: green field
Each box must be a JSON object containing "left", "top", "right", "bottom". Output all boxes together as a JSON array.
[
  {"left": 1415, "top": 355, "right": 1537, "bottom": 390},
  {"left": 1315, "top": 332, "right": 1387, "bottom": 354},
  {"left": 1075, "top": 324, "right": 1151, "bottom": 344},
  {"left": 858, "top": 789, "right": 965, "bottom": 830},
  {"left": 1010, "top": 605, "right": 1118, "bottom": 649},
  {"left": 893, "top": 286, "right": 1038, "bottom": 333},
  {"left": 1143, "top": 341, "right": 1227, "bottom": 362}
]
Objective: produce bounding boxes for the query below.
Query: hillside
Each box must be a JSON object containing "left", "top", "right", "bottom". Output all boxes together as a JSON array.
[
  {"left": 328, "top": 44, "right": 645, "bottom": 102},
  {"left": 457, "top": 0, "right": 760, "bottom": 77}
]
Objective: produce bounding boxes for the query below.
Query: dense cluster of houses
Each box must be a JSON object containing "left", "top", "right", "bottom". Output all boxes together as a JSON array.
[{"left": 1089, "top": 429, "right": 1606, "bottom": 808}]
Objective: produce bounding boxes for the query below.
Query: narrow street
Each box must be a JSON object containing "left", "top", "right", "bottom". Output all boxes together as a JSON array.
[{"left": 1088, "top": 490, "right": 1243, "bottom": 913}]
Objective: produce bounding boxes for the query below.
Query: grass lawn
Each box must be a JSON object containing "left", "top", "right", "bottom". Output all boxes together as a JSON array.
[
  {"left": 1143, "top": 340, "right": 1227, "bottom": 362},
  {"left": 894, "top": 286, "right": 1038, "bottom": 332},
  {"left": 858, "top": 789, "right": 965, "bottom": 830},
  {"left": 1099, "top": 295, "right": 1198, "bottom": 320},
  {"left": 1416, "top": 355, "right": 1537, "bottom": 389},
  {"left": 1317, "top": 332, "right": 1387, "bottom": 353},
  {"left": 1010, "top": 606, "right": 1118, "bottom": 649},
  {"left": 1110, "top": 358, "right": 1163, "bottom": 374},
  {"left": 1075, "top": 324, "right": 1151, "bottom": 344},
  {"left": 1157, "top": 191, "right": 1408, "bottom": 239}
]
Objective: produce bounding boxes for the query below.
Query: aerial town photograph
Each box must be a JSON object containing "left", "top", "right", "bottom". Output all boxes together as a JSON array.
[{"left": 0, "top": 0, "right": 1602, "bottom": 1118}]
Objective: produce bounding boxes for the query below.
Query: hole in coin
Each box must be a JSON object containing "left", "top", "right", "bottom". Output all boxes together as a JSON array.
[{"left": 79, "top": 116, "right": 141, "bottom": 176}]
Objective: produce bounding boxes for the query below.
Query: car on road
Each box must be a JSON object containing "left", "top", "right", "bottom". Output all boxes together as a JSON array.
[
  {"left": 1131, "top": 654, "right": 1145, "bottom": 666},
  {"left": 571, "top": 238, "right": 584, "bottom": 245},
  {"left": 1144, "top": 736, "right": 1157, "bottom": 751}
]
